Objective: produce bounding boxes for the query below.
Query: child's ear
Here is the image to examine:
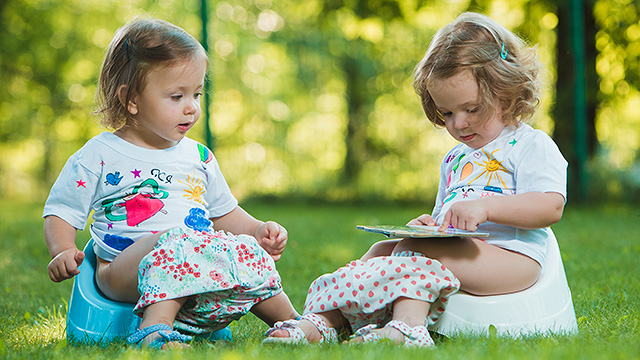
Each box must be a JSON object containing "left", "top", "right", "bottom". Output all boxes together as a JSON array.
[{"left": 117, "top": 84, "right": 138, "bottom": 115}]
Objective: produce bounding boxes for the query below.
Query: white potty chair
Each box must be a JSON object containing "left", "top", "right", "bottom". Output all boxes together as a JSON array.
[{"left": 428, "top": 231, "right": 578, "bottom": 338}]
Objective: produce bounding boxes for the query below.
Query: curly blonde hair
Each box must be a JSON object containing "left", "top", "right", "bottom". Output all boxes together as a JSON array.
[
  {"left": 94, "top": 17, "right": 208, "bottom": 129},
  {"left": 413, "top": 12, "right": 541, "bottom": 127}
]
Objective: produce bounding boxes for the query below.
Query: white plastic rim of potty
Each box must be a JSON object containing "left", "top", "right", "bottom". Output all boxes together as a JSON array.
[{"left": 428, "top": 231, "right": 578, "bottom": 338}]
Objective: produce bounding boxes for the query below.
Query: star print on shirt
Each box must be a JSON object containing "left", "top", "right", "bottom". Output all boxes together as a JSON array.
[
  {"left": 107, "top": 223, "right": 113, "bottom": 230},
  {"left": 76, "top": 180, "right": 87, "bottom": 188},
  {"left": 100, "top": 160, "right": 105, "bottom": 166},
  {"left": 131, "top": 169, "right": 142, "bottom": 178},
  {"left": 509, "top": 138, "right": 517, "bottom": 146}
]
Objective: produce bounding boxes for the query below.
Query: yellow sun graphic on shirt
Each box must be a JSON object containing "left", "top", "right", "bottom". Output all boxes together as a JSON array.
[
  {"left": 178, "top": 172, "right": 206, "bottom": 205},
  {"left": 468, "top": 148, "right": 509, "bottom": 188}
]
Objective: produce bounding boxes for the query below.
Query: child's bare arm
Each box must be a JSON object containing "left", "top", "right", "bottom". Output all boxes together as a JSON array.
[
  {"left": 212, "top": 206, "right": 262, "bottom": 235},
  {"left": 439, "top": 191, "right": 565, "bottom": 232},
  {"left": 44, "top": 215, "right": 85, "bottom": 282}
]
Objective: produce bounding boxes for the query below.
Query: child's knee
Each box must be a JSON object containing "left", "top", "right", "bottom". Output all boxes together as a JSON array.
[
  {"left": 361, "top": 240, "right": 399, "bottom": 261},
  {"left": 95, "top": 260, "right": 138, "bottom": 302},
  {"left": 390, "top": 238, "right": 420, "bottom": 254}
]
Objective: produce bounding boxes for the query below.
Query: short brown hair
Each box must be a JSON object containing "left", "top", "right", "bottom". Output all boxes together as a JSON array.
[
  {"left": 94, "top": 18, "right": 207, "bottom": 129},
  {"left": 413, "top": 12, "right": 541, "bottom": 127}
]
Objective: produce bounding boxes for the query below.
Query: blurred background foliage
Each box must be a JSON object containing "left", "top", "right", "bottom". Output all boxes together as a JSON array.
[{"left": 0, "top": 0, "right": 639, "bottom": 205}]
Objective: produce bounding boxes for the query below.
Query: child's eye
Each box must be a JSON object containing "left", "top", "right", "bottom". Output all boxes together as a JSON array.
[
  {"left": 442, "top": 111, "right": 453, "bottom": 117},
  {"left": 194, "top": 92, "right": 203, "bottom": 99},
  {"left": 171, "top": 94, "right": 183, "bottom": 101},
  {"left": 467, "top": 107, "right": 479, "bottom": 114}
]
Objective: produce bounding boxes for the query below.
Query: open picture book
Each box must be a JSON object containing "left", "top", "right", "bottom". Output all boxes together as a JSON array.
[{"left": 356, "top": 225, "right": 489, "bottom": 238}]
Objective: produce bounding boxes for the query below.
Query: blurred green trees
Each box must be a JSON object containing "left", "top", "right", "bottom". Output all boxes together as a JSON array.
[{"left": 1, "top": 0, "right": 638, "bottom": 203}]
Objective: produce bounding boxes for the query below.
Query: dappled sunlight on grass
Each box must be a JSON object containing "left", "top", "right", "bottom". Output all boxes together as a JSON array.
[
  {"left": 2, "top": 306, "right": 66, "bottom": 350},
  {"left": 1, "top": 201, "right": 640, "bottom": 359}
]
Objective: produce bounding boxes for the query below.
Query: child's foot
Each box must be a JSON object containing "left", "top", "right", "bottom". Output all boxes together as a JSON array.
[
  {"left": 263, "top": 313, "right": 338, "bottom": 344},
  {"left": 348, "top": 325, "right": 406, "bottom": 345},
  {"left": 266, "top": 319, "right": 322, "bottom": 342},
  {"left": 141, "top": 332, "right": 189, "bottom": 350},
  {"left": 127, "top": 324, "right": 192, "bottom": 349},
  {"left": 348, "top": 321, "right": 435, "bottom": 347}
]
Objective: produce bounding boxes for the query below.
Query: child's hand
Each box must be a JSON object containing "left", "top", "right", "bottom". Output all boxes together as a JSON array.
[
  {"left": 255, "top": 221, "right": 288, "bottom": 262},
  {"left": 48, "top": 248, "right": 85, "bottom": 282},
  {"left": 407, "top": 214, "right": 437, "bottom": 226},
  {"left": 438, "top": 200, "right": 488, "bottom": 232}
]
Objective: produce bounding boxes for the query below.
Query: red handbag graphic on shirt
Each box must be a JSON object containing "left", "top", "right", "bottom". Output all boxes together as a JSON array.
[{"left": 102, "top": 178, "right": 169, "bottom": 227}]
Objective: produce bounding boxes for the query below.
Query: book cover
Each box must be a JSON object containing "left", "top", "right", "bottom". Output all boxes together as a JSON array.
[{"left": 356, "top": 225, "right": 489, "bottom": 238}]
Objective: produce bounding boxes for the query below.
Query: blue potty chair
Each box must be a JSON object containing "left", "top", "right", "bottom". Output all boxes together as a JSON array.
[
  {"left": 66, "top": 239, "right": 233, "bottom": 345},
  {"left": 429, "top": 231, "right": 578, "bottom": 338}
]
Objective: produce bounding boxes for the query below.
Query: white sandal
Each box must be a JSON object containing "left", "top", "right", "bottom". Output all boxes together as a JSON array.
[
  {"left": 263, "top": 313, "right": 338, "bottom": 345},
  {"left": 351, "top": 320, "right": 434, "bottom": 347}
]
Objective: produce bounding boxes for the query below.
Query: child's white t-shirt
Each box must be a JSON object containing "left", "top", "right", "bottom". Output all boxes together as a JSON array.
[
  {"left": 432, "top": 123, "right": 567, "bottom": 265},
  {"left": 43, "top": 132, "right": 238, "bottom": 262}
]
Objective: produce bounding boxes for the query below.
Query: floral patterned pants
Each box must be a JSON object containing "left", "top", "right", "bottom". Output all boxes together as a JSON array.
[{"left": 134, "top": 227, "right": 282, "bottom": 335}]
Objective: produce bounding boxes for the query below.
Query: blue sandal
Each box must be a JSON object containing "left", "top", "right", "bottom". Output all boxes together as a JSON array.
[{"left": 127, "top": 324, "right": 193, "bottom": 349}]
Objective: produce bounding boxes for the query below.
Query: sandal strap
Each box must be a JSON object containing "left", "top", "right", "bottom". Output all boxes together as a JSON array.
[
  {"left": 127, "top": 324, "right": 172, "bottom": 344},
  {"left": 384, "top": 320, "right": 433, "bottom": 347},
  {"left": 127, "top": 324, "right": 193, "bottom": 348},
  {"left": 263, "top": 319, "right": 308, "bottom": 343},
  {"left": 263, "top": 314, "right": 338, "bottom": 344},
  {"left": 157, "top": 328, "right": 193, "bottom": 343},
  {"left": 300, "top": 313, "right": 338, "bottom": 343},
  {"left": 353, "top": 324, "right": 382, "bottom": 342}
]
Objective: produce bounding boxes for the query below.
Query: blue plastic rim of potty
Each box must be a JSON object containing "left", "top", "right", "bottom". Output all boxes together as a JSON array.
[{"left": 66, "top": 239, "right": 233, "bottom": 345}]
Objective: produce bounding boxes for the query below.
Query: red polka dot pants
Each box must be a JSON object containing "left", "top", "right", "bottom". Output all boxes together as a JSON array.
[{"left": 303, "top": 251, "right": 460, "bottom": 331}]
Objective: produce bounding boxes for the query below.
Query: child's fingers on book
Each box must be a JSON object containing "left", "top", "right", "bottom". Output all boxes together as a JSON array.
[
  {"left": 439, "top": 211, "right": 452, "bottom": 231},
  {"left": 417, "top": 214, "right": 436, "bottom": 225}
]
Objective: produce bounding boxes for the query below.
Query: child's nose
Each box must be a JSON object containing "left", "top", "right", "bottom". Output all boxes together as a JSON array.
[
  {"left": 184, "top": 99, "right": 198, "bottom": 115},
  {"left": 453, "top": 113, "right": 469, "bottom": 129}
]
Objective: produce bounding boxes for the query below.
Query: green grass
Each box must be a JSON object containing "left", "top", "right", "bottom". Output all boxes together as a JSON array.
[{"left": 1, "top": 199, "right": 639, "bottom": 359}]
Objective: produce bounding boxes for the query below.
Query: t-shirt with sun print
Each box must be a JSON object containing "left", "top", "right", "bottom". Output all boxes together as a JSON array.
[
  {"left": 43, "top": 132, "right": 238, "bottom": 262},
  {"left": 431, "top": 122, "right": 567, "bottom": 265}
]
